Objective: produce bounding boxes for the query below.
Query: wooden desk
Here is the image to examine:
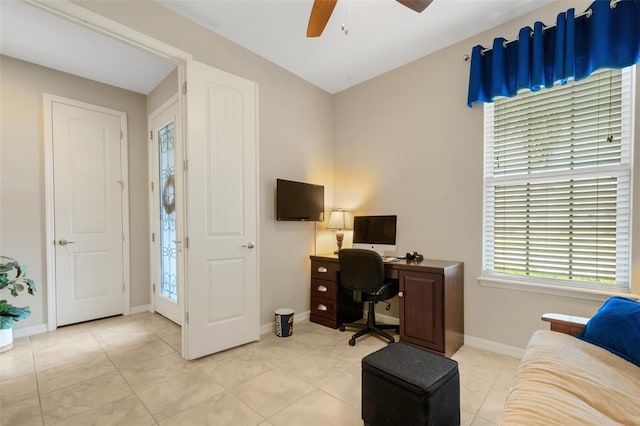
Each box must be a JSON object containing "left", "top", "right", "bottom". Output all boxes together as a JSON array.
[{"left": 310, "top": 254, "right": 464, "bottom": 357}]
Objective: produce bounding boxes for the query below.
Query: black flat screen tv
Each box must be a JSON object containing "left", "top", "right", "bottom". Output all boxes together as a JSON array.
[{"left": 276, "top": 179, "right": 324, "bottom": 221}]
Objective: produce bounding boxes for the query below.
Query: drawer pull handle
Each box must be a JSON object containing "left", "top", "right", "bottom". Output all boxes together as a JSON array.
[
  {"left": 317, "top": 266, "right": 328, "bottom": 273},
  {"left": 317, "top": 304, "right": 328, "bottom": 311},
  {"left": 317, "top": 285, "right": 328, "bottom": 292}
]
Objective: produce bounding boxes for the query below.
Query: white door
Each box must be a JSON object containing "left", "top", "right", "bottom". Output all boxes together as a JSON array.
[
  {"left": 51, "top": 99, "right": 126, "bottom": 326},
  {"left": 150, "top": 98, "right": 183, "bottom": 325},
  {"left": 184, "top": 60, "right": 259, "bottom": 360}
]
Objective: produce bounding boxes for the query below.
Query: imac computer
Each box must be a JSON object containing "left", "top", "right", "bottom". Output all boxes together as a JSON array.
[{"left": 352, "top": 215, "right": 397, "bottom": 255}]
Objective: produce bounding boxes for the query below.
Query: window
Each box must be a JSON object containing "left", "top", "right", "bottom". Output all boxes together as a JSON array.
[{"left": 483, "top": 67, "right": 635, "bottom": 292}]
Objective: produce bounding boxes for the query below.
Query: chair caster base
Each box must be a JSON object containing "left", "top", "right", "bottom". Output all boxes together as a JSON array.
[
  {"left": 339, "top": 325, "right": 346, "bottom": 332},
  {"left": 349, "top": 338, "right": 356, "bottom": 346}
]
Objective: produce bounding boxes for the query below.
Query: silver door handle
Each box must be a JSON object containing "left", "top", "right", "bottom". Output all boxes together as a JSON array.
[
  {"left": 58, "top": 239, "right": 75, "bottom": 246},
  {"left": 242, "top": 242, "right": 255, "bottom": 249}
]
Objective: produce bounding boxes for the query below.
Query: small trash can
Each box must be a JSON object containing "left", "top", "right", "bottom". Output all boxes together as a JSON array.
[{"left": 275, "top": 308, "right": 294, "bottom": 337}]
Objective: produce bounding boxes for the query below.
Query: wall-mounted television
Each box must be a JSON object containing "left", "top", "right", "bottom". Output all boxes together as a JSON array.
[{"left": 276, "top": 179, "right": 324, "bottom": 221}]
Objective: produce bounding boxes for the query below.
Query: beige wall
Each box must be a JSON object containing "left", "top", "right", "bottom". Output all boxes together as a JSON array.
[
  {"left": 334, "top": 1, "right": 640, "bottom": 349},
  {"left": 147, "top": 68, "right": 178, "bottom": 115},
  {"left": 0, "top": 55, "right": 150, "bottom": 328},
  {"left": 75, "top": 0, "right": 336, "bottom": 327}
]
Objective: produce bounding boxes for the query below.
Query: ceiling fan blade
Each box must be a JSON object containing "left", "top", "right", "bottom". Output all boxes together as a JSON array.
[
  {"left": 396, "top": 0, "right": 433, "bottom": 13},
  {"left": 307, "top": 0, "right": 338, "bottom": 37}
]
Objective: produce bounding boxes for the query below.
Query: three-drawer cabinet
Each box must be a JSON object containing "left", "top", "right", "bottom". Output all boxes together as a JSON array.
[{"left": 309, "top": 256, "right": 362, "bottom": 328}]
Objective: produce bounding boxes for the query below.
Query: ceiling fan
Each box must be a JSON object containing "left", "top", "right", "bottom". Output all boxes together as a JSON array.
[{"left": 307, "top": 0, "right": 433, "bottom": 37}]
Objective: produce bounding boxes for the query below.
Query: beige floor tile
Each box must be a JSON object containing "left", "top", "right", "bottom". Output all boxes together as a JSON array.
[
  {"left": 161, "top": 331, "right": 182, "bottom": 353},
  {"left": 476, "top": 360, "right": 519, "bottom": 422},
  {"left": 159, "top": 391, "right": 264, "bottom": 426},
  {"left": 32, "top": 331, "right": 103, "bottom": 372},
  {"left": 323, "top": 334, "right": 387, "bottom": 364},
  {"left": 133, "top": 313, "right": 180, "bottom": 337},
  {"left": 318, "top": 362, "right": 362, "bottom": 408},
  {"left": 107, "top": 336, "right": 175, "bottom": 369},
  {"left": 50, "top": 394, "right": 154, "bottom": 426},
  {"left": 0, "top": 395, "right": 43, "bottom": 426},
  {"left": 460, "top": 386, "right": 489, "bottom": 416},
  {"left": 204, "top": 350, "right": 275, "bottom": 389},
  {"left": 118, "top": 352, "right": 192, "bottom": 391},
  {"left": 37, "top": 353, "right": 116, "bottom": 394},
  {"left": 269, "top": 389, "right": 361, "bottom": 426},
  {"left": 135, "top": 368, "right": 226, "bottom": 421},
  {"left": 89, "top": 321, "right": 157, "bottom": 352},
  {"left": 471, "top": 415, "right": 497, "bottom": 426},
  {"left": 232, "top": 368, "right": 315, "bottom": 418},
  {"left": 0, "top": 372, "right": 38, "bottom": 403},
  {"left": 1, "top": 338, "right": 34, "bottom": 382},
  {"left": 287, "top": 348, "right": 353, "bottom": 387},
  {"left": 40, "top": 371, "right": 133, "bottom": 425},
  {"left": 244, "top": 334, "right": 317, "bottom": 364},
  {"left": 461, "top": 409, "right": 476, "bottom": 426}
]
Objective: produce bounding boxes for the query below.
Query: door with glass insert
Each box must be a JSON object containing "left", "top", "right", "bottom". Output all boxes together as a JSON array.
[{"left": 150, "top": 98, "right": 182, "bottom": 325}]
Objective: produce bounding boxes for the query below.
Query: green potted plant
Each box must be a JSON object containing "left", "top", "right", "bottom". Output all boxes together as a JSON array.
[{"left": 0, "top": 256, "right": 36, "bottom": 352}]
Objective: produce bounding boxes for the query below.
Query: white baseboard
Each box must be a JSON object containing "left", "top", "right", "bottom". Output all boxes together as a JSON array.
[
  {"left": 464, "top": 335, "right": 525, "bottom": 359},
  {"left": 129, "top": 304, "right": 152, "bottom": 315},
  {"left": 13, "top": 324, "right": 48, "bottom": 339},
  {"left": 260, "top": 310, "right": 310, "bottom": 335}
]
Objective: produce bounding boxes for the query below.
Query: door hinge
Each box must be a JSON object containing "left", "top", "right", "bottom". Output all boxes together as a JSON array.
[
  {"left": 150, "top": 130, "right": 153, "bottom": 140},
  {"left": 151, "top": 232, "right": 155, "bottom": 242},
  {"left": 122, "top": 282, "right": 125, "bottom": 292},
  {"left": 151, "top": 181, "right": 154, "bottom": 191},
  {"left": 185, "top": 312, "right": 189, "bottom": 324},
  {"left": 122, "top": 233, "right": 125, "bottom": 242},
  {"left": 152, "top": 283, "right": 156, "bottom": 294},
  {"left": 184, "top": 159, "right": 188, "bottom": 171},
  {"left": 185, "top": 237, "right": 189, "bottom": 249},
  {"left": 120, "top": 130, "right": 123, "bottom": 140},
  {"left": 183, "top": 81, "right": 187, "bottom": 95}
]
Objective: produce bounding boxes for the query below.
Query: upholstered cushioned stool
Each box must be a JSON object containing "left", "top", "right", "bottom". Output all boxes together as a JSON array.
[{"left": 362, "top": 342, "right": 460, "bottom": 426}]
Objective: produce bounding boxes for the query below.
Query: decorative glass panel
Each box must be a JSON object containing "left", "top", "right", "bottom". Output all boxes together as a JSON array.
[{"left": 158, "top": 122, "right": 177, "bottom": 301}]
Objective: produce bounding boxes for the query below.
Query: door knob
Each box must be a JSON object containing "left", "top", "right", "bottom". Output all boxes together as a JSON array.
[
  {"left": 58, "top": 239, "right": 75, "bottom": 246},
  {"left": 242, "top": 241, "right": 255, "bottom": 249},
  {"left": 398, "top": 291, "right": 404, "bottom": 297}
]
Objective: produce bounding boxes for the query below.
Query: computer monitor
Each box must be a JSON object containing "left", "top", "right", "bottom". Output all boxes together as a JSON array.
[{"left": 352, "top": 215, "right": 397, "bottom": 255}]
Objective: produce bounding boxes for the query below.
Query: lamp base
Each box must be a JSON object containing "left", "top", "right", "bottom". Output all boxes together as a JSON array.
[{"left": 334, "top": 231, "right": 344, "bottom": 255}]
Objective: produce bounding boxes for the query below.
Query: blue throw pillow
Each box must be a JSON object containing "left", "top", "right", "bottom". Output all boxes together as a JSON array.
[{"left": 577, "top": 296, "right": 640, "bottom": 367}]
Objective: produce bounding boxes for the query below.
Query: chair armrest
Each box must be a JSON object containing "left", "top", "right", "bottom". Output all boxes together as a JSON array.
[{"left": 541, "top": 313, "right": 590, "bottom": 336}]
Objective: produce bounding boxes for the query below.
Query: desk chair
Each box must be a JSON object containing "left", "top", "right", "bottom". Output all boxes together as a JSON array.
[{"left": 338, "top": 249, "right": 400, "bottom": 346}]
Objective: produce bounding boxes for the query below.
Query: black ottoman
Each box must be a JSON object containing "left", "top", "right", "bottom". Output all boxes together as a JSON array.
[{"left": 362, "top": 342, "right": 460, "bottom": 426}]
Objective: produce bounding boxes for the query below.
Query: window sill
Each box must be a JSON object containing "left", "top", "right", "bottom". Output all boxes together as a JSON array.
[{"left": 477, "top": 275, "right": 639, "bottom": 302}]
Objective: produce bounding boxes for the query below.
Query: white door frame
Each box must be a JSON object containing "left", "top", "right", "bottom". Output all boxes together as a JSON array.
[
  {"left": 148, "top": 94, "right": 184, "bottom": 324},
  {"left": 32, "top": 0, "right": 191, "bottom": 332},
  {"left": 43, "top": 94, "right": 130, "bottom": 330}
]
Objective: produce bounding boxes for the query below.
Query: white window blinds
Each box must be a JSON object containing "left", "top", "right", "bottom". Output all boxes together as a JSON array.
[{"left": 483, "top": 67, "right": 634, "bottom": 290}]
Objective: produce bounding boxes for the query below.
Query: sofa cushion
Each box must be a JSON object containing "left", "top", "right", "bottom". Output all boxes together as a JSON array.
[
  {"left": 577, "top": 296, "right": 640, "bottom": 367},
  {"left": 499, "top": 330, "right": 640, "bottom": 425}
]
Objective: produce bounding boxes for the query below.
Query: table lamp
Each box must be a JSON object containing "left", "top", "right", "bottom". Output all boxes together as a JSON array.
[{"left": 327, "top": 209, "right": 352, "bottom": 254}]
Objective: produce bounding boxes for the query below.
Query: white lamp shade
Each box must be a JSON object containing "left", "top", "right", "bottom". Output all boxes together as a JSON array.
[{"left": 327, "top": 210, "right": 352, "bottom": 230}]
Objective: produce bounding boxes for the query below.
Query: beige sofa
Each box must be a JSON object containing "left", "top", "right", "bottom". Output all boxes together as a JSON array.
[{"left": 499, "top": 315, "right": 640, "bottom": 425}]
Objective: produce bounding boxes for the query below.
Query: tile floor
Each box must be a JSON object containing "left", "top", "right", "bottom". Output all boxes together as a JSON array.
[{"left": 0, "top": 313, "right": 520, "bottom": 425}]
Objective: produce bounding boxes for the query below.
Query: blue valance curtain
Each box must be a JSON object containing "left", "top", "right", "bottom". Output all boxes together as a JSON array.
[{"left": 467, "top": 0, "right": 640, "bottom": 107}]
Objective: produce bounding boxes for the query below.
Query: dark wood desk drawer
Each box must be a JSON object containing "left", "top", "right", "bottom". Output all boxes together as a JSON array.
[
  {"left": 310, "top": 297, "right": 336, "bottom": 320},
  {"left": 311, "top": 260, "right": 339, "bottom": 281},
  {"left": 311, "top": 279, "right": 336, "bottom": 300}
]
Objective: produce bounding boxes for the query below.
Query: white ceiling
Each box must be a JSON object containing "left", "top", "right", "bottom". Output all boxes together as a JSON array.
[
  {"left": 0, "top": 0, "right": 176, "bottom": 95},
  {"left": 0, "top": 0, "right": 556, "bottom": 95},
  {"left": 159, "top": 0, "right": 556, "bottom": 94}
]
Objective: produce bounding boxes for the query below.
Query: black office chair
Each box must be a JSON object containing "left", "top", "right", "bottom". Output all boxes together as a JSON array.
[{"left": 338, "top": 249, "right": 400, "bottom": 346}]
